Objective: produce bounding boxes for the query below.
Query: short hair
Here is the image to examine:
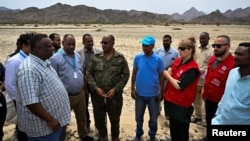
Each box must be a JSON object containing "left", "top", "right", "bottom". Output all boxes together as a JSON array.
[
  {"left": 200, "top": 32, "right": 210, "bottom": 40},
  {"left": 82, "top": 33, "right": 92, "bottom": 41},
  {"left": 30, "top": 34, "right": 48, "bottom": 51},
  {"left": 109, "top": 34, "right": 115, "bottom": 42},
  {"left": 200, "top": 32, "right": 209, "bottom": 37},
  {"left": 63, "top": 34, "right": 74, "bottom": 41},
  {"left": 217, "top": 35, "right": 230, "bottom": 44},
  {"left": 239, "top": 42, "right": 250, "bottom": 55},
  {"left": 163, "top": 34, "right": 172, "bottom": 40},
  {"left": 49, "top": 33, "right": 59, "bottom": 41}
]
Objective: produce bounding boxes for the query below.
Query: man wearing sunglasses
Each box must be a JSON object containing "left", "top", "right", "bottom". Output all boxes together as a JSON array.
[
  {"left": 86, "top": 35, "right": 130, "bottom": 141},
  {"left": 202, "top": 35, "right": 235, "bottom": 140},
  {"left": 191, "top": 32, "right": 213, "bottom": 125},
  {"left": 212, "top": 42, "right": 250, "bottom": 124}
]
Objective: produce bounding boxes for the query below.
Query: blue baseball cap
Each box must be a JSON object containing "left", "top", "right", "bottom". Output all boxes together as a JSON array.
[{"left": 140, "top": 35, "right": 155, "bottom": 45}]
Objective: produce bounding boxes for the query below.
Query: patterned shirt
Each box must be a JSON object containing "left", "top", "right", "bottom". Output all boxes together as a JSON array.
[
  {"left": 16, "top": 54, "right": 71, "bottom": 137},
  {"left": 86, "top": 50, "right": 130, "bottom": 93}
]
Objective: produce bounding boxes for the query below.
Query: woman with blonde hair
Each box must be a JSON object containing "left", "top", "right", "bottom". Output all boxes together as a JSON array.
[{"left": 163, "top": 37, "right": 200, "bottom": 141}]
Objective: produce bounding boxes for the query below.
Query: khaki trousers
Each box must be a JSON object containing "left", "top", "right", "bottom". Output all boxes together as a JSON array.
[
  {"left": 63, "top": 90, "right": 87, "bottom": 140},
  {"left": 193, "top": 85, "right": 205, "bottom": 120}
]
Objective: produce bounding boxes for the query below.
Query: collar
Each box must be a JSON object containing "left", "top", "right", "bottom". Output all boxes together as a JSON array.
[
  {"left": 181, "top": 57, "right": 193, "bottom": 65},
  {"left": 84, "top": 47, "right": 94, "bottom": 53},
  {"left": 98, "top": 49, "right": 120, "bottom": 57},
  {"left": 30, "top": 54, "right": 50, "bottom": 67},
  {"left": 199, "top": 44, "right": 211, "bottom": 50}
]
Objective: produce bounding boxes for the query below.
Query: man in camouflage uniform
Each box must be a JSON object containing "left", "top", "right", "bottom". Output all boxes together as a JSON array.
[{"left": 86, "top": 35, "right": 130, "bottom": 141}]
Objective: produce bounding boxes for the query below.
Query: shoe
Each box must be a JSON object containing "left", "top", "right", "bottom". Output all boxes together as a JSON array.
[
  {"left": 81, "top": 135, "right": 94, "bottom": 141},
  {"left": 98, "top": 136, "right": 108, "bottom": 141},
  {"left": 134, "top": 136, "right": 141, "bottom": 141},
  {"left": 191, "top": 117, "right": 202, "bottom": 123},
  {"left": 112, "top": 137, "right": 120, "bottom": 141},
  {"left": 149, "top": 137, "right": 155, "bottom": 141}
]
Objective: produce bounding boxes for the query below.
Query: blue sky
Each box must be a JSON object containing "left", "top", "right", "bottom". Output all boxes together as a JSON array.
[{"left": 1, "top": 0, "right": 249, "bottom": 14}]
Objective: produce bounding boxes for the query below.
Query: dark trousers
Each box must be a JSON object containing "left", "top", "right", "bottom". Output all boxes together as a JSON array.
[
  {"left": 13, "top": 100, "right": 28, "bottom": 141},
  {"left": 92, "top": 91, "right": 122, "bottom": 138},
  {"left": 85, "top": 85, "right": 93, "bottom": 128},
  {"left": 204, "top": 99, "right": 218, "bottom": 141},
  {"left": 169, "top": 117, "right": 190, "bottom": 141},
  {"left": 0, "top": 94, "right": 7, "bottom": 141}
]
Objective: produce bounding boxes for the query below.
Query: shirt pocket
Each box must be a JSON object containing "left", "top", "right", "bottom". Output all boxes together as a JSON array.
[
  {"left": 111, "top": 63, "right": 122, "bottom": 73},
  {"left": 111, "top": 60, "right": 123, "bottom": 73},
  {"left": 95, "top": 64, "right": 104, "bottom": 71},
  {"left": 234, "top": 84, "right": 250, "bottom": 105}
]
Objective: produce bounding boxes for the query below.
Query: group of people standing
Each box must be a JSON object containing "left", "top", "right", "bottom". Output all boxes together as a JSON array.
[
  {"left": 131, "top": 33, "right": 250, "bottom": 141},
  {"left": 0, "top": 31, "right": 249, "bottom": 141}
]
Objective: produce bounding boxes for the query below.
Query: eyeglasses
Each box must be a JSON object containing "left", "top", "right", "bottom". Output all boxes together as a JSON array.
[
  {"left": 211, "top": 44, "right": 228, "bottom": 48},
  {"left": 178, "top": 47, "right": 188, "bottom": 51},
  {"left": 100, "top": 41, "right": 108, "bottom": 45}
]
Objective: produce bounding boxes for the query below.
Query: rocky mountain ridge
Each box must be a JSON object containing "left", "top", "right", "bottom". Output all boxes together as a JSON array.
[{"left": 0, "top": 3, "right": 249, "bottom": 24}]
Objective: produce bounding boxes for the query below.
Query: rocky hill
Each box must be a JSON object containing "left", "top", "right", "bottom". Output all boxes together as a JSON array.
[
  {"left": 192, "top": 10, "right": 231, "bottom": 24},
  {"left": 0, "top": 3, "right": 249, "bottom": 24}
]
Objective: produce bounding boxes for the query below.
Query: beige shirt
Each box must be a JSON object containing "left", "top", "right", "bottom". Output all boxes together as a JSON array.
[{"left": 195, "top": 44, "right": 214, "bottom": 86}]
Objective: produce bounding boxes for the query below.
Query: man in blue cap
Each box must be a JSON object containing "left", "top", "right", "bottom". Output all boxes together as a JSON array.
[{"left": 131, "top": 35, "right": 164, "bottom": 141}]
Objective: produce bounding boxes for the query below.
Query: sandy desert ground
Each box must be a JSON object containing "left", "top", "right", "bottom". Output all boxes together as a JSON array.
[{"left": 1, "top": 24, "right": 250, "bottom": 141}]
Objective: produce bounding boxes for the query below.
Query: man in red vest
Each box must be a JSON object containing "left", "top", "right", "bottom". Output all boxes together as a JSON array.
[{"left": 202, "top": 35, "right": 235, "bottom": 140}]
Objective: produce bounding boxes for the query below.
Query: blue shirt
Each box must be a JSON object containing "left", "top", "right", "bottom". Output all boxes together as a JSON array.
[
  {"left": 5, "top": 50, "right": 28, "bottom": 100},
  {"left": 154, "top": 47, "right": 179, "bottom": 93},
  {"left": 49, "top": 49, "right": 84, "bottom": 94},
  {"left": 154, "top": 47, "right": 179, "bottom": 69},
  {"left": 212, "top": 67, "right": 250, "bottom": 125},
  {"left": 133, "top": 52, "right": 164, "bottom": 97},
  {"left": 16, "top": 54, "right": 71, "bottom": 137}
]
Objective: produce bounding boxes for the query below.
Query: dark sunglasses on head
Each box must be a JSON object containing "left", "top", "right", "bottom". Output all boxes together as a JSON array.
[
  {"left": 211, "top": 44, "right": 228, "bottom": 48},
  {"left": 100, "top": 41, "right": 108, "bottom": 45},
  {"left": 178, "top": 47, "right": 188, "bottom": 51}
]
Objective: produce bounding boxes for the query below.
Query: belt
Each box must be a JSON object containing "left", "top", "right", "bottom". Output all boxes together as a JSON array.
[{"left": 68, "top": 92, "right": 80, "bottom": 96}]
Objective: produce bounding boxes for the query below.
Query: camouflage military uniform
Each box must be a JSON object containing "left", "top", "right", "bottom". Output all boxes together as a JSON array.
[{"left": 86, "top": 50, "right": 130, "bottom": 139}]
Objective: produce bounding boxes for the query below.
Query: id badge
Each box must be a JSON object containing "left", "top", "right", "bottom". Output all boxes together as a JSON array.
[{"left": 74, "top": 72, "right": 77, "bottom": 79}]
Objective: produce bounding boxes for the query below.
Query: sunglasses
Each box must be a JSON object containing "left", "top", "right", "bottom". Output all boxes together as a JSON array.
[
  {"left": 100, "top": 41, "right": 108, "bottom": 45},
  {"left": 211, "top": 44, "right": 228, "bottom": 48},
  {"left": 178, "top": 47, "right": 188, "bottom": 51}
]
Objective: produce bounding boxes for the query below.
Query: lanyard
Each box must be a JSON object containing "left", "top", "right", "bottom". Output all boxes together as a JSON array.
[
  {"left": 19, "top": 51, "right": 27, "bottom": 59},
  {"left": 60, "top": 50, "right": 76, "bottom": 70}
]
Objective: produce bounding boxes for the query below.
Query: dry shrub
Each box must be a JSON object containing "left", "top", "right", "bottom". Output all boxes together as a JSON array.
[{"left": 172, "top": 27, "right": 182, "bottom": 30}]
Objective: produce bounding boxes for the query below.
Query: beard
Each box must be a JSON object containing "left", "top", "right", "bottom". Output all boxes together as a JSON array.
[
  {"left": 54, "top": 45, "right": 61, "bottom": 50},
  {"left": 214, "top": 48, "right": 226, "bottom": 57},
  {"left": 163, "top": 44, "right": 170, "bottom": 50}
]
